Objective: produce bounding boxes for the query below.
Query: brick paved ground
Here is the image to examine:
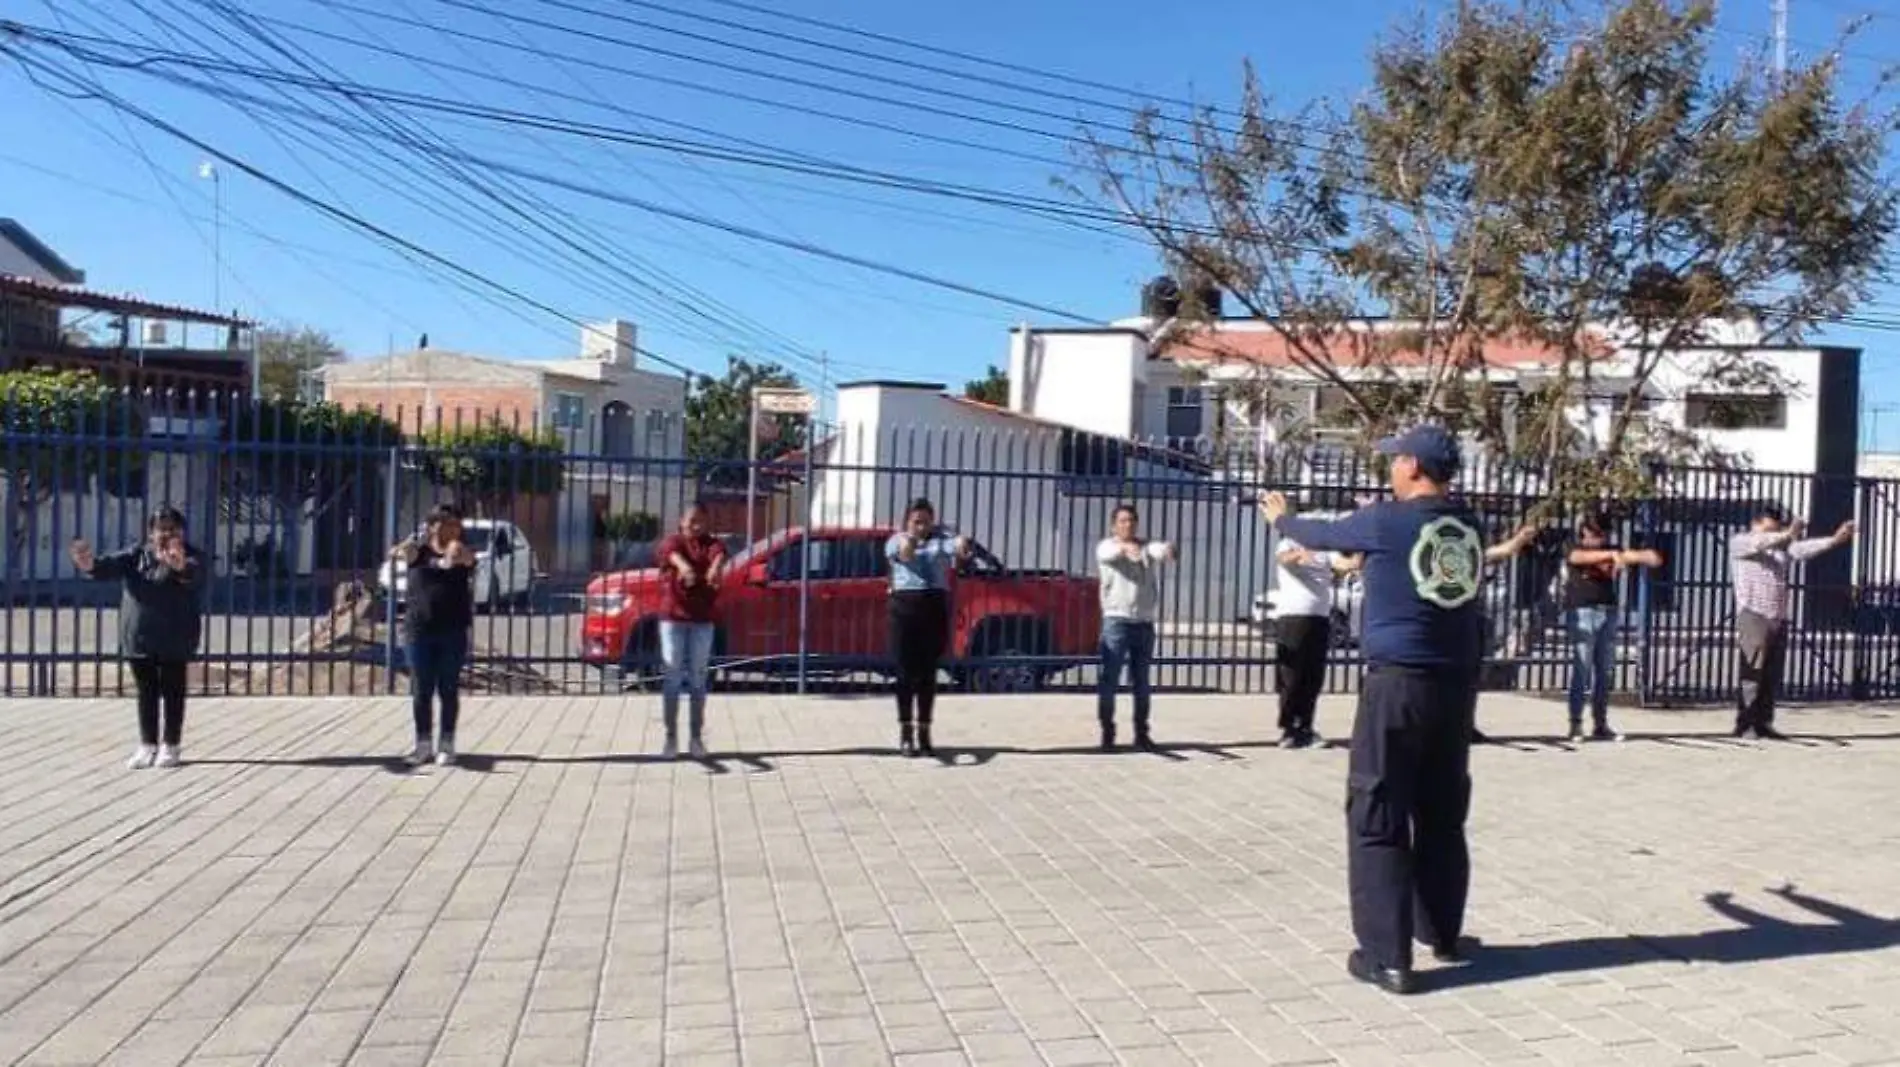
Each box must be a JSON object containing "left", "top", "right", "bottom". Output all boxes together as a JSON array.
[{"left": 2, "top": 692, "right": 1898, "bottom": 1067}]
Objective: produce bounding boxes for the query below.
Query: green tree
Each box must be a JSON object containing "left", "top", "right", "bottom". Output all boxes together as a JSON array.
[
  {"left": 419, "top": 418, "right": 566, "bottom": 516},
  {"left": 0, "top": 368, "right": 140, "bottom": 579},
  {"left": 685, "top": 356, "right": 802, "bottom": 487},
  {"left": 256, "top": 324, "right": 346, "bottom": 399},
  {"left": 223, "top": 398, "right": 404, "bottom": 576},
  {"left": 962, "top": 365, "right": 1010, "bottom": 407},
  {"left": 1084, "top": 0, "right": 1895, "bottom": 503}
]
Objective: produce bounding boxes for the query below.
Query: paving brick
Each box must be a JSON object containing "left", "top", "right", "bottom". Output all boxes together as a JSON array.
[{"left": 0, "top": 694, "right": 1897, "bottom": 1067}]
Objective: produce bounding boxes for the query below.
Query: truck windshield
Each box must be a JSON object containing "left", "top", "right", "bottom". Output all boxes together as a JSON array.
[{"left": 723, "top": 532, "right": 788, "bottom": 572}]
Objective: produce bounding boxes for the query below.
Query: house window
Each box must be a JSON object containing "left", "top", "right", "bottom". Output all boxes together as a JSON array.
[
  {"left": 643, "top": 410, "right": 672, "bottom": 456},
  {"left": 1685, "top": 393, "right": 1787, "bottom": 431},
  {"left": 551, "top": 392, "right": 585, "bottom": 431},
  {"left": 1166, "top": 387, "right": 1204, "bottom": 441}
]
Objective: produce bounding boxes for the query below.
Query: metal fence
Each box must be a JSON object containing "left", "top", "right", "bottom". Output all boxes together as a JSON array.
[{"left": 4, "top": 390, "right": 1898, "bottom": 706}]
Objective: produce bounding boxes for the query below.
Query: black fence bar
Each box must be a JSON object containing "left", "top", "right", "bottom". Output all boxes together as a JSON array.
[{"left": 2, "top": 388, "right": 1894, "bottom": 707}]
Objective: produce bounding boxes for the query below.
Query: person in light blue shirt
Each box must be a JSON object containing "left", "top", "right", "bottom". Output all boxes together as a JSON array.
[{"left": 884, "top": 498, "right": 971, "bottom": 756}]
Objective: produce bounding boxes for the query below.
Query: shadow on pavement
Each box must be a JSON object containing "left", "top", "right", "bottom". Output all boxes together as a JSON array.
[
  {"left": 190, "top": 732, "right": 1900, "bottom": 776},
  {"left": 1428, "top": 885, "right": 1900, "bottom": 992}
]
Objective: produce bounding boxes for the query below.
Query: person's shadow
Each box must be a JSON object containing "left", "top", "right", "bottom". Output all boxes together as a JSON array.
[{"left": 1431, "top": 885, "right": 1900, "bottom": 991}]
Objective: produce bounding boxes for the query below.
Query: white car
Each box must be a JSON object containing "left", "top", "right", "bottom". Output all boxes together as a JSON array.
[
  {"left": 1253, "top": 571, "right": 1516, "bottom": 652},
  {"left": 378, "top": 518, "right": 537, "bottom": 611}
]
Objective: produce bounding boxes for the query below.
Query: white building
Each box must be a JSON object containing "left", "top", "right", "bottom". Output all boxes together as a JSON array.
[
  {"left": 1008, "top": 315, "right": 1862, "bottom": 480},
  {"left": 812, "top": 295, "right": 1867, "bottom": 629},
  {"left": 809, "top": 381, "right": 1270, "bottom": 623}
]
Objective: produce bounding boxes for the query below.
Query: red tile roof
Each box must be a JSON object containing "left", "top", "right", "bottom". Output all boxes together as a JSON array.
[
  {"left": 1158, "top": 324, "right": 1606, "bottom": 369},
  {"left": 1, "top": 274, "right": 253, "bottom": 327}
]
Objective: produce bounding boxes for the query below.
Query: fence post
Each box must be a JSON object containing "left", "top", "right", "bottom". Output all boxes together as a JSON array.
[
  {"left": 1634, "top": 473, "right": 1659, "bottom": 707},
  {"left": 383, "top": 444, "right": 400, "bottom": 695},
  {"left": 797, "top": 434, "right": 813, "bottom": 696}
]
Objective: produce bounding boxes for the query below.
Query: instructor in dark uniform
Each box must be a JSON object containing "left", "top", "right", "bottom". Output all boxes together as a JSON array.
[{"left": 1261, "top": 424, "right": 1484, "bottom": 996}]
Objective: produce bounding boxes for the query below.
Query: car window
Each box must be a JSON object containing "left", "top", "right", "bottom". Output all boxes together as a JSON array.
[
  {"left": 838, "top": 536, "right": 890, "bottom": 579},
  {"left": 767, "top": 536, "right": 890, "bottom": 582}
]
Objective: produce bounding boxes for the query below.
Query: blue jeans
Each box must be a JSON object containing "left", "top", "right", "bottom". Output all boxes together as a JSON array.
[
  {"left": 1098, "top": 618, "right": 1155, "bottom": 731},
  {"left": 660, "top": 621, "right": 715, "bottom": 738},
  {"left": 1566, "top": 606, "right": 1616, "bottom": 727},
  {"left": 407, "top": 630, "right": 468, "bottom": 741}
]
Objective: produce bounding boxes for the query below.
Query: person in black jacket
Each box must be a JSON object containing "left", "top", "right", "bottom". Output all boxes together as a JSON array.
[
  {"left": 391, "top": 503, "right": 478, "bottom": 767},
  {"left": 71, "top": 506, "right": 205, "bottom": 770}
]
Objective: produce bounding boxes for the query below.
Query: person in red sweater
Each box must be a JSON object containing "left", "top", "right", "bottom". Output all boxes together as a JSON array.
[{"left": 656, "top": 504, "right": 727, "bottom": 759}]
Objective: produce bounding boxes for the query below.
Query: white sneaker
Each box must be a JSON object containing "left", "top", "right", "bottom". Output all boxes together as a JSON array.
[
  {"left": 127, "top": 744, "right": 157, "bottom": 770},
  {"left": 435, "top": 738, "right": 457, "bottom": 767},
  {"left": 408, "top": 740, "right": 435, "bottom": 767},
  {"left": 661, "top": 736, "right": 678, "bottom": 760},
  {"left": 154, "top": 745, "right": 181, "bottom": 768},
  {"left": 688, "top": 737, "right": 707, "bottom": 760}
]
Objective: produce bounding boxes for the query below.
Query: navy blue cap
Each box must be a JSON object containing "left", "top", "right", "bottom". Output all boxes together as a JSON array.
[{"left": 1374, "top": 424, "right": 1462, "bottom": 482}]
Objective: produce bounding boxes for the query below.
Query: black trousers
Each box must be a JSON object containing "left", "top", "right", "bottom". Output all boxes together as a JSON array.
[
  {"left": 130, "top": 659, "right": 188, "bottom": 746},
  {"left": 1347, "top": 665, "right": 1475, "bottom": 971},
  {"left": 1736, "top": 610, "right": 1787, "bottom": 731},
  {"left": 889, "top": 590, "right": 948, "bottom": 726},
  {"left": 1275, "top": 615, "right": 1331, "bottom": 735}
]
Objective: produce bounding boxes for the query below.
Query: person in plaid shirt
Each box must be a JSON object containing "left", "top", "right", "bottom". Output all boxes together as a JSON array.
[{"left": 1728, "top": 506, "right": 1855, "bottom": 740}]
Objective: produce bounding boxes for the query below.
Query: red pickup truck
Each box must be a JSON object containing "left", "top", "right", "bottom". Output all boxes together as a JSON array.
[{"left": 579, "top": 526, "right": 1102, "bottom": 691}]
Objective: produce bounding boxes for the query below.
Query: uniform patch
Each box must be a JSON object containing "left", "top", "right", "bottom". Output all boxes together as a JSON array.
[{"left": 1408, "top": 516, "right": 1483, "bottom": 608}]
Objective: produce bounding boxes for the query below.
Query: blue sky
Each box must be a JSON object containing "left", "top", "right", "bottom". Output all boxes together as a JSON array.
[{"left": 4, "top": 0, "right": 1898, "bottom": 443}]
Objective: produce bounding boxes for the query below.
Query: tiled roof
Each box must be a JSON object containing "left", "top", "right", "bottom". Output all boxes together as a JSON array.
[
  {"left": 0, "top": 273, "right": 250, "bottom": 327},
  {"left": 1157, "top": 324, "right": 1607, "bottom": 368}
]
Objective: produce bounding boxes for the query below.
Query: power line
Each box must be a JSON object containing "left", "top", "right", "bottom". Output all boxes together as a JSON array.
[
  {"left": 184, "top": 0, "right": 761, "bottom": 379},
  {"left": 7, "top": 25, "right": 1163, "bottom": 239},
  {"left": 2, "top": 40, "right": 1107, "bottom": 333}
]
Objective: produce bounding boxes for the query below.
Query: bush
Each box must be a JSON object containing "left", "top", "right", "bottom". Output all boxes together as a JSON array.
[{"left": 598, "top": 511, "right": 661, "bottom": 544}]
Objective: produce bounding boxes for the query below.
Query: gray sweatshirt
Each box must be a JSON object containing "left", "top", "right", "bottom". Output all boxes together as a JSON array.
[{"left": 1096, "top": 538, "right": 1173, "bottom": 622}]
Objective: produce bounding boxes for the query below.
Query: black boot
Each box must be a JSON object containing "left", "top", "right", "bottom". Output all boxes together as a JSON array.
[
  {"left": 899, "top": 723, "right": 917, "bottom": 757},
  {"left": 1099, "top": 721, "right": 1116, "bottom": 751},
  {"left": 917, "top": 723, "right": 934, "bottom": 757},
  {"left": 1133, "top": 723, "right": 1155, "bottom": 751}
]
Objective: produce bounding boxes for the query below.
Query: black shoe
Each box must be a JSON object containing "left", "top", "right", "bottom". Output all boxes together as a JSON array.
[
  {"left": 1428, "top": 936, "right": 1479, "bottom": 964},
  {"left": 1733, "top": 722, "right": 1754, "bottom": 739},
  {"left": 1590, "top": 724, "right": 1625, "bottom": 743},
  {"left": 1100, "top": 724, "right": 1116, "bottom": 751},
  {"left": 1755, "top": 725, "right": 1789, "bottom": 742},
  {"left": 1276, "top": 730, "right": 1301, "bottom": 749},
  {"left": 1134, "top": 731, "right": 1156, "bottom": 752},
  {"left": 917, "top": 725, "right": 935, "bottom": 756},
  {"left": 1346, "top": 950, "right": 1416, "bottom": 995},
  {"left": 899, "top": 724, "right": 917, "bottom": 758}
]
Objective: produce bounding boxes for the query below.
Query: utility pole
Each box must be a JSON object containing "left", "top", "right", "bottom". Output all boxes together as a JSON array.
[
  {"left": 197, "top": 162, "right": 222, "bottom": 314},
  {"left": 818, "top": 350, "right": 830, "bottom": 428},
  {"left": 1772, "top": 0, "right": 1789, "bottom": 82}
]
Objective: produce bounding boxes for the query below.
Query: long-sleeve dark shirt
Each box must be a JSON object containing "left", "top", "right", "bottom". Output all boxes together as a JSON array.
[
  {"left": 1274, "top": 497, "right": 1485, "bottom": 669},
  {"left": 83, "top": 543, "right": 206, "bottom": 661}
]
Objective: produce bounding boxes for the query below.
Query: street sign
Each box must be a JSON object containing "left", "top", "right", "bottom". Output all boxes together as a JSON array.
[{"left": 755, "top": 388, "right": 816, "bottom": 416}]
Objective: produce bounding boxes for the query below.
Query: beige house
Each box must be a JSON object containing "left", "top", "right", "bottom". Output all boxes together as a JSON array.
[{"left": 317, "top": 320, "right": 693, "bottom": 572}]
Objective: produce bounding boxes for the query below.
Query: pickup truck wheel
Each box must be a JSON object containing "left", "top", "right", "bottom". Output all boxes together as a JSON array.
[{"left": 960, "top": 618, "right": 1053, "bottom": 693}]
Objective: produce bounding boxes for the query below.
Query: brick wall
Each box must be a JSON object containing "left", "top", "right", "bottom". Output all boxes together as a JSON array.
[{"left": 325, "top": 382, "right": 545, "bottom": 435}]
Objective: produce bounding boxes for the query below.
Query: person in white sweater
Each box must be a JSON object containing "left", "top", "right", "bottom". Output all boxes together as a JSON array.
[{"left": 1095, "top": 504, "right": 1176, "bottom": 751}]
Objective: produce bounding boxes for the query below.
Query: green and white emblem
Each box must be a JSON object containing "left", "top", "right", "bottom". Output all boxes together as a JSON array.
[{"left": 1408, "top": 516, "right": 1483, "bottom": 608}]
